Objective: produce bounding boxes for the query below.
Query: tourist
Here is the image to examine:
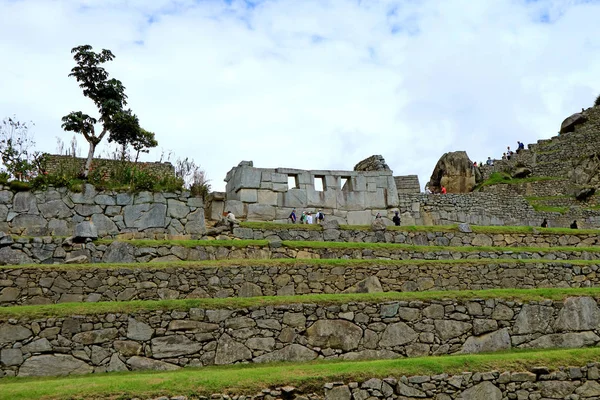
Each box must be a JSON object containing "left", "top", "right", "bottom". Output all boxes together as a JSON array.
[
  {"left": 300, "top": 211, "right": 307, "bottom": 224},
  {"left": 507, "top": 147, "right": 514, "bottom": 160},
  {"left": 289, "top": 209, "right": 297, "bottom": 224},
  {"left": 517, "top": 141, "right": 525, "bottom": 153},
  {"left": 473, "top": 161, "right": 478, "bottom": 167},
  {"left": 502, "top": 153, "right": 507, "bottom": 160},
  {"left": 570, "top": 220, "right": 578, "bottom": 229},
  {"left": 306, "top": 212, "right": 313, "bottom": 224},
  {"left": 541, "top": 218, "right": 548, "bottom": 228},
  {"left": 441, "top": 185, "right": 447, "bottom": 194},
  {"left": 425, "top": 186, "right": 432, "bottom": 194},
  {"left": 486, "top": 157, "right": 493, "bottom": 166},
  {"left": 375, "top": 212, "right": 382, "bottom": 219},
  {"left": 316, "top": 209, "right": 325, "bottom": 224},
  {"left": 392, "top": 211, "right": 401, "bottom": 226},
  {"left": 226, "top": 210, "right": 236, "bottom": 232}
]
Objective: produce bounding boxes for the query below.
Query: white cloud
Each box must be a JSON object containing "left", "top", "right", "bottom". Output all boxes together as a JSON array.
[{"left": 1, "top": 0, "right": 600, "bottom": 190}]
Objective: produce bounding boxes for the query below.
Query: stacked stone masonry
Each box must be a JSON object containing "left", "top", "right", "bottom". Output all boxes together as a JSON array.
[
  {"left": 4, "top": 238, "right": 600, "bottom": 266},
  {"left": 2, "top": 261, "right": 600, "bottom": 306},
  {"left": 0, "top": 184, "right": 205, "bottom": 237},
  {"left": 233, "top": 227, "right": 600, "bottom": 247},
  {"left": 42, "top": 154, "right": 175, "bottom": 180},
  {"left": 2, "top": 296, "right": 600, "bottom": 377},
  {"left": 220, "top": 163, "right": 402, "bottom": 225}
]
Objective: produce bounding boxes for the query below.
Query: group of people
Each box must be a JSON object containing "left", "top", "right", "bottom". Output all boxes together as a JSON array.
[
  {"left": 424, "top": 185, "right": 447, "bottom": 194},
  {"left": 288, "top": 209, "right": 325, "bottom": 224},
  {"left": 501, "top": 141, "right": 525, "bottom": 161},
  {"left": 541, "top": 218, "right": 579, "bottom": 229}
]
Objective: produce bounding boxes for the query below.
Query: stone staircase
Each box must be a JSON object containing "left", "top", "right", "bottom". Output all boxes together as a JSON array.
[{"left": 2, "top": 224, "right": 600, "bottom": 399}]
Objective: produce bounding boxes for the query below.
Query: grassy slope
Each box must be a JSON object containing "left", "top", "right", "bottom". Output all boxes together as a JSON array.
[
  {"left": 2, "top": 257, "right": 600, "bottom": 271},
  {"left": 0, "top": 348, "right": 598, "bottom": 400},
  {"left": 2, "top": 287, "right": 600, "bottom": 319}
]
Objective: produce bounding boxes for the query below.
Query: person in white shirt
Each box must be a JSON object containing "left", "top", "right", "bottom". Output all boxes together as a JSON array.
[
  {"left": 306, "top": 212, "right": 313, "bottom": 224},
  {"left": 226, "top": 210, "right": 236, "bottom": 231}
]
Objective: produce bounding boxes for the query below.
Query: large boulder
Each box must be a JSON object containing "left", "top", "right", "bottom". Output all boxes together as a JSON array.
[
  {"left": 560, "top": 113, "right": 587, "bottom": 134},
  {"left": 429, "top": 151, "right": 478, "bottom": 193},
  {"left": 18, "top": 354, "right": 94, "bottom": 377}
]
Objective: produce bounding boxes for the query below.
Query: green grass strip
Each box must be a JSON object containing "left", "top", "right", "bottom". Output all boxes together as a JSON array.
[
  {"left": 95, "top": 238, "right": 600, "bottom": 254},
  {"left": 3, "top": 287, "right": 600, "bottom": 320},
  {"left": 0, "top": 348, "right": 598, "bottom": 400},
  {"left": 240, "top": 221, "right": 600, "bottom": 235},
  {"left": 2, "top": 257, "right": 600, "bottom": 271}
]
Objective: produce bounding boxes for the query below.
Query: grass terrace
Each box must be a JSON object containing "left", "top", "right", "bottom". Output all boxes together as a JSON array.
[
  {"left": 239, "top": 221, "right": 599, "bottom": 235},
  {"left": 1, "top": 348, "right": 599, "bottom": 400},
  {"left": 94, "top": 238, "right": 600, "bottom": 254},
  {"left": 3, "top": 257, "right": 600, "bottom": 271},
  {"left": 2, "top": 287, "right": 600, "bottom": 319}
]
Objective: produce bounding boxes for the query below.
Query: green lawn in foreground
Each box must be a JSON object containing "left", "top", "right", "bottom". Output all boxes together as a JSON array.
[
  {"left": 2, "top": 287, "right": 600, "bottom": 319},
  {"left": 0, "top": 348, "right": 598, "bottom": 400},
  {"left": 2, "top": 257, "right": 600, "bottom": 271}
]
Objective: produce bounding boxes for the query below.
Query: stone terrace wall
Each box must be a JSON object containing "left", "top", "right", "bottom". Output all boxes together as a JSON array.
[
  {"left": 302, "top": 366, "right": 600, "bottom": 400},
  {"left": 2, "top": 296, "right": 600, "bottom": 377},
  {"left": 397, "top": 193, "right": 600, "bottom": 228},
  {"left": 233, "top": 227, "right": 600, "bottom": 247},
  {"left": 3, "top": 239, "right": 600, "bottom": 266},
  {"left": 222, "top": 163, "right": 399, "bottom": 225},
  {"left": 2, "top": 261, "right": 599, "bottom": 306},
  {"left": 42, "top": 154, "right": 175, "bottom": 179},
  {"left": 0, "top": 184, "right": 205, "bottom": 238}
]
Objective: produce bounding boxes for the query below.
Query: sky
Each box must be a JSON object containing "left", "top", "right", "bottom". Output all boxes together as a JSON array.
[{"left": 1, "top": 0, "right": 600, "bottom": 191}]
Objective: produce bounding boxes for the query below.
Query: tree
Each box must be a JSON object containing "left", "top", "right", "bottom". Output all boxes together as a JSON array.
[
  {"left": 62, "top": 45, "right": 156, "bottom": 177},
  {"left": 0, "top": 117, "right": 41, "bottom": 181},
  {"left": 595, "top": 93, "right": 600, "bottom": 107}
]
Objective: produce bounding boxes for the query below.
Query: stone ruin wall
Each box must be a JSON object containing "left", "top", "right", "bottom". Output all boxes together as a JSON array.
[
  {"left": 2, "top": 257, "right": 600, "bottom": 305},
  {"left": 2, "top": 296, "right": 600, "bottom": 377},
  {"left": 42, "top": 154, "right": 175, "bottom": 179},
  {"left": 0, "top": 184, "right": 205, "bottom": 239},
  {"left": 213, "top": 163, "right": 405, "bottom": 225}
]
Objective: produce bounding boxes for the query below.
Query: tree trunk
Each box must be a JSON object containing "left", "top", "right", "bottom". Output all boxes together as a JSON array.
[{"left": 82, "top": 140, "right": 96, "bottom": 178}]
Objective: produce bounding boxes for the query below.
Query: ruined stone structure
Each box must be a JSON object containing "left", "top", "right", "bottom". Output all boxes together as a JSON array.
[
  {"left": 42, "top": 154, "right": 175, "bottom": 179},
  {"left": 215, "top": 158, "right": 417, "bottom": 225},
  {"left": 0, "top": 184, "right": 205, "bottom": 238},
  {"left": 2, "top": 296, "right": 600, "bottom": 376}
]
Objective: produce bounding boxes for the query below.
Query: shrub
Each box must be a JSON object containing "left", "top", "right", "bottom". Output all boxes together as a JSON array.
[
  {"left": 0, "top": 171, "right": 8, "bottom": 185},
  {"left": 595, "top": 93, "right": 600, "bottom": 107},
  {"left": 9, "top": 181, "right": 31, "bottom": 191}
]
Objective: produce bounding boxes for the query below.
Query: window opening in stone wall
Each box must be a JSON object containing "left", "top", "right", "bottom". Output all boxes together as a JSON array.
[
  {"left": 288, "top": 175, "right": 299, "bottom": 189},
  {"left": 340, "top": 176, "right": 352, "bottom": 191},
  {"left": 314, "top": 176, "right": 325, "bottom": 191}
]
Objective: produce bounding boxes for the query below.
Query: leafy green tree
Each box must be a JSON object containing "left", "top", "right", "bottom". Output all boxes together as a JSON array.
[
  {"left": 62, "top": 45, "right": 156, "bottom": 177},
  {"left": 0, "top": 117, "right": 41, "bottom": 181}
]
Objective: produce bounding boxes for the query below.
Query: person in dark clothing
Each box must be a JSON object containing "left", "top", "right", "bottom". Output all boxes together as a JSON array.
[
  {"left": 541, "top": 218, "right": 548, "bottom": 228},
  {"left": 289, "top": 209, "right": 297, "bottom": 223},
  {"left": 392, "top": 211, "right": 401, "bottom": 226},
  {"left": 570, "top": 220, "right": 578, "bottom": 229}
]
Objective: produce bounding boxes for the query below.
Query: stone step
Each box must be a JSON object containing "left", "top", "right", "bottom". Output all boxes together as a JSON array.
[
  {"left": 2, "top": 288, "right": 600, "bottom": 378},
  {"left": 2, "top": 259, "right": 600, "bottom": 306},
  {"left": 2, "top": 347, "right": 600, "bottom": 399}
]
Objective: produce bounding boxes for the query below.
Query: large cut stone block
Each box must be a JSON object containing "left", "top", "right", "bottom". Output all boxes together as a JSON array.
[
  {"left": 324, "top": 175, "right": 340, "bottom": 189},
  {"left": 224, "top": 200, "right": 245, "bottom": 218},
  {"left": 347, "top": 210, "right": 372, "bottom": 225},
  {"left": 247, "top": 204, "right": 276, "bottom": 220},
  {"left": 337, "top": 191, "right": 365, "bottom": 211},
  {"left": 123, "top": 203, "right": 167, "bottom": 230},
  {"left": 257, "top": 190, "right": 278, "bottom": 205},
  {"left": 283, "top": 189, "right": 307, "bottom": 208},
  {"left": 231, "top": 167, "right": 262, "bottom": 191},
  {"left": 364, "top": 188, "right": 386, "bottom": 208},
  {"left": 238, "top": 189, "right": 258, "bottom": 203},
  {"left": 272, "top": 173, "right": 288, "bottom": 184},
  {"left": 307, "top": 188, "right": 337, "bottom": 209}
]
